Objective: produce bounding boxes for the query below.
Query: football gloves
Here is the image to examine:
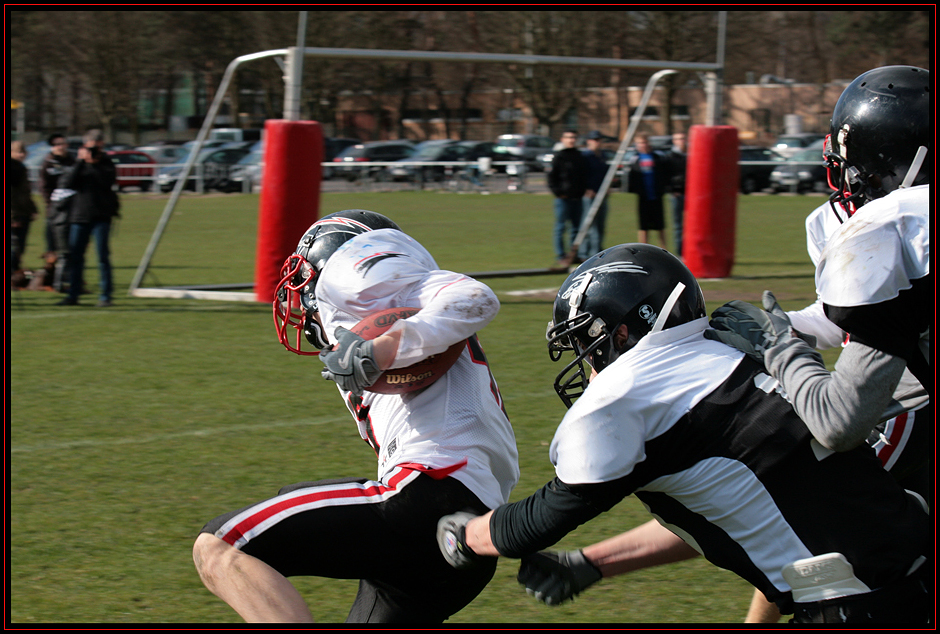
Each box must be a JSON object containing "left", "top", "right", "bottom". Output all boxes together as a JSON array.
[
  {"left": 437, "top": 512, "right": 481, "bottom": 569},
  {"left": 318, "top": 327, "right": 383, "bottom": 396},
  {"left": 518, "top": 550, "right": 603, "bottom": 606},
  {"left": 704, "top": 291, "right": 816, "bottom": 366}
]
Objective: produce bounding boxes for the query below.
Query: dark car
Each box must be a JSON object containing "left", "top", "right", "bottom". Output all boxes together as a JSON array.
[
  {"left": 322, "top": 137, "right": 361, "bottom": 180},
  {"left": 383, "top": 140, "right": 465, "bottom": 182},
  {"left": 772, "top": 132, "right": 825, "bottom": 159},
  {"left": 156, "top": 144, "right": 252, "bottom": 192},
  {"left": 493, "top": 134, "right": 556, "bottom": 171},
  {"left": 107, "top": 150, "right": 156, "bottom": 192},
  {"left": 738, "top": 146, "right": 787, "bottom": 194},
  {"left": 331, "top": 141, "right": 415, "bottom": 181},
  {"left": 769, "top": 143, "right": 828, "bottom": 194},
  {"left": 215, "top": 149, "right": 264, "bottom": 193}
]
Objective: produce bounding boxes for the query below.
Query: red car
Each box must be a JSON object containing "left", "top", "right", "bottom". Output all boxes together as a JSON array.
[{"left": 107, "top": 150, "right": 156, "bottom": 191}]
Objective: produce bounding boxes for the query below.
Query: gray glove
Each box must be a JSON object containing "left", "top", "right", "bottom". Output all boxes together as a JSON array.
[
  {"left": 518, "top": 550, "right": 603, "bottom": 606},
  {"left": 703, "top": 291, "right": 814, "bottom": 366},
  {"left": 318, "top": 326, "right": 383, "bottom": 395},
  {"left": 761, "top": 290, "right": 816, "bottom": 349},
  {"left": 437, "top": 512, "right": 481, "bottom": 569}
]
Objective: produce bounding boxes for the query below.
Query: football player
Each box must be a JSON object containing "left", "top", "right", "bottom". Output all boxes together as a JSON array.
[
  {"left": 193, "top": 209, "right": 519, "bottom": 623},
  {"left": 705, "top": 65, "right": 931, "bottom": 470},
  {"left": 744, "top": 198, "right": 931, "bottom": 624},
  {"left": 437, "top": 244, "right": 930, "bottom": 623}
]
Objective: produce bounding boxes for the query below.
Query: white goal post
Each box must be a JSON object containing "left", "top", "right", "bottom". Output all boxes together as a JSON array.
[{"left": 128, "top": 39, "right": 724, "bottom": 301}]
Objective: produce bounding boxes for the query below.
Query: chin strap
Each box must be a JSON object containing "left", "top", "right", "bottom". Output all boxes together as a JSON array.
[
  {"left": 899, "top": 146, "right": 928, "bottom": 189},
  {"left": 651, "top": 282, "right": 686, "bottom": 333}
]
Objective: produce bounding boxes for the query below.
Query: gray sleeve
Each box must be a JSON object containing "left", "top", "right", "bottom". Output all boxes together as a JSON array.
[{"left": 765, "top": 337, "right": 907, "bottom": 452}]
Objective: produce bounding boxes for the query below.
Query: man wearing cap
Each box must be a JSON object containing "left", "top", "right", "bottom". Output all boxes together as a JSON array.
[{"left": 581, "top": 130, "right": 609, "bottom": 259}]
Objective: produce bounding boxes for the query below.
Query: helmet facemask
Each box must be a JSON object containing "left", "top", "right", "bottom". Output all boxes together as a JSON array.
[
  {"left": 547, "top": 311, "right": 617, "bottom": 409},
  {"left": 273, "top": 254, "right": 325, "bottom": 356},
  {"left": 824, "top": 129, "right": 881, "bottom": 220}
]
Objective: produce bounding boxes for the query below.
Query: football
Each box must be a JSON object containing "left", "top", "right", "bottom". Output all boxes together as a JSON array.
[{"left": 350, "top": 307, "right": 465, "bottom": 394}]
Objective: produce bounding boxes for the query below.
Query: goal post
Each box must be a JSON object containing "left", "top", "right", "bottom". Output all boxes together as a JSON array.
[{"left": 127, "top": 43, "right": 724, "bottom": 302}]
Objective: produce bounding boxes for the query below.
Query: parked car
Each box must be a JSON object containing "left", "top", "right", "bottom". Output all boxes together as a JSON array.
[
  {"left": 134, "top": 145, "right": 188, "bottom": 165},
  {"left": 772, "top": 132, "right": 825, "bottom": 159},
  {"left": 213, "top": 148, "right": 264, "bottom": 193},
  {"left": 383, "top": 139, "right": 462, "bottom": 181},
  {"left": 155, "top": 144, "right": 252, "bottom": 192},
  {"left": 738, "top": 146, "right": 787, "bottom": 194},
  {"left": 456, "top": 140, "right": 501, "bottom": 162},
  {"left": 769, "top": 143, "right": 828, "bottom": 194},
  {"left": 322, "top": 137, "right": 361, "bottom": 179},
  {"left": 107, "top": 150, "right": 156, "bottom": 192},
  {"left": 331, "top": 141, "right": 415, "bottom": 181},
  {"left": 493, "top": 134, "right": 556, "bottom": 171}
]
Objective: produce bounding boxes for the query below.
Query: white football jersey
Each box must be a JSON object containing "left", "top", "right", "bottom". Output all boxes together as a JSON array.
[
  {"left": 316, "top": 229, "right": 519, "bottom": 509},
  {"left": 816, "top": 185, "right": 929, "bottom": 308}
]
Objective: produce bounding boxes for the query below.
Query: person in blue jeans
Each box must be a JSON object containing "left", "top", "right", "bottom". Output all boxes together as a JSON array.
[
  {"left": 666, "top": 132, "right": 687, "bottom": 259},
  {"left": 581, "top": 130, "right": 610, "bottom": 259},
  {"left": 57, "top": 129, "right": 119, "bottom": 307},
  {"left": 548, "top": 130, "right": 588, "bottom": 267}
]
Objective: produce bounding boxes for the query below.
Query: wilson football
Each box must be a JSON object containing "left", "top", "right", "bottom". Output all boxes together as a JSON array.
[{"left": 350, "top": 307, "right": 465, "bottom": 394}]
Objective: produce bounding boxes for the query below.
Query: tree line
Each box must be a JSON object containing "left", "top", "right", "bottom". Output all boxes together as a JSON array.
[{"left": 9, "top": 10, "right": 931, "bottom": 143}]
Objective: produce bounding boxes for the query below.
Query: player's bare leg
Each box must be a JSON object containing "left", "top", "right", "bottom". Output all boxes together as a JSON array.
[
  {"left": 193, "top": 533, "right": 314, "bottom": 623},
  {"left": 745, "top": 587, "right": 782, "bottom": 623}
]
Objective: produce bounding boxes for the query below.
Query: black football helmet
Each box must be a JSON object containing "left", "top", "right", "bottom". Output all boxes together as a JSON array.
[
  {"left": 273, "top": 209, "right": 401, "bottom": 355},
  {"left": 825, "top": 65, "right": 930, "bottom": 220},
  {"left": 547, "top": 244, "right": 706, "bottom": 408}
]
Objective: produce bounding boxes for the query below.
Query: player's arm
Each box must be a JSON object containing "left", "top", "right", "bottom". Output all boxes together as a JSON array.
[
  {"left": 579, "top": 519, "right": 699, "bottom": 577},
  {"left": 786, "top": 299, "right": 845, "bottom": 350},
  {"left": 765, "top": 336, "right": 906, "bottom": 451},
  {"left": 387, "top": 273, "right": 499, "bottom": 368}
]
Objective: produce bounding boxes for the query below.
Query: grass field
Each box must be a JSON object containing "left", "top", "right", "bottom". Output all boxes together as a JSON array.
[{"left": 9, "top": 189, "right": 838, "bottom": 624}]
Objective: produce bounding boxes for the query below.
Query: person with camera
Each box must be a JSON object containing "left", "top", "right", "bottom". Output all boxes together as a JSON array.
[{"left": 57, "top": 129, "right": 119, "bottom": 307}]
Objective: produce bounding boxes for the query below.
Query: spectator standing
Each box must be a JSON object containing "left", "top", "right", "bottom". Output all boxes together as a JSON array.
[
  {"left": 9, "top": 141, "right": 39, "bottom": 276},
  {"left": 580, "top": 130, "right": 609, "bottom": 259},
  {"left": 548, "top": 130, "right": 588, "bottom": 267},
  {"left": 40, "top": 133, "right": 76, "bottom": 291},
  {"left": 626, "top": 134, "right": 669, "bottom": 248},
  {"left": 666, "top": 132, "right": 688, "bottom": 258},
  {"left": 57, "top": 129, "right": 119, "bottom": 307}
]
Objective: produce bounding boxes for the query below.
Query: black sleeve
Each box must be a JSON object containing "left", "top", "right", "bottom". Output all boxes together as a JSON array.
[
  {"left": 824, "top": 274, "right": 932, "bottom": 397},
  {"left": 489, "top": 476, "right": 629, "bottom": 558},
  {"left": 824, "top": 275, "right": 931, "bottom": 361}
]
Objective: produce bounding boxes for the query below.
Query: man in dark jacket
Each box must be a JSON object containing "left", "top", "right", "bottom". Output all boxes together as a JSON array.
[
  {"left": 40, "top": 133, "right": 76, "bottom": 291},
  {"left": 548, "top": 130, "right": 588, "bottom": 267},
  {"left": 9, "top": 141, "right": 38, "bottom": 276},
  {"left": 57, "top": 129, "right": 119, "bottom": 307},
  {"left": 666, "top": 132, "right": 687, "bottom": 258}
]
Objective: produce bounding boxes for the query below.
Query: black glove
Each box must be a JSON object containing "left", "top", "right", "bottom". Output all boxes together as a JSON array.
[
  {"left": 437, "top": 512, "right": 481, "bottom": 569},
  {"left": 518, "top": 550, "right": 603, "bottom": 606},
  {"left": 703, "top": 291, "right": 814, "bottom": 366},
  {"left": 318, "top": 327, "right": 383, "bottom": 395}
]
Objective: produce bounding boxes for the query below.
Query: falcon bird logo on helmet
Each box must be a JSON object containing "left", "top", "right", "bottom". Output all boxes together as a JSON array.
[
  {"left": 824, "top": 65, "right": 930, "bottom": 222},
  {"left": 547, "top": 244, "right": 706, "bottom": 408},
  {"left": 273, "top": 209, "right": 402, "bottom": 355}
]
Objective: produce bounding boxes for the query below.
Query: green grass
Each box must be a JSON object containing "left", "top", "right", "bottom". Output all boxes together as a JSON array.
[{"left": 10, "top": 189, "right": 837, "bottom": 624}]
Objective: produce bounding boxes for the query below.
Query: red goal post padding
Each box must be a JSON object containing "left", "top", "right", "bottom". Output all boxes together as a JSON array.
[
  {"left": 255, "top": 120, "right": 323, "bottom": 303},
  {"left": 683, "top": 125, "right": 738, "bottom": 279}
]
